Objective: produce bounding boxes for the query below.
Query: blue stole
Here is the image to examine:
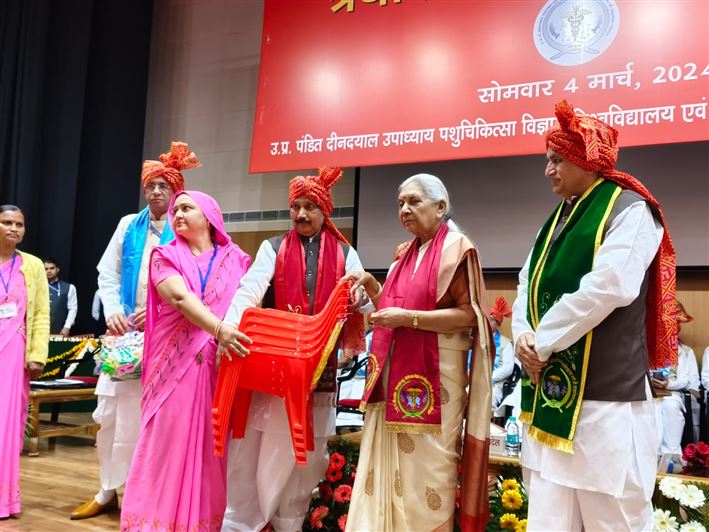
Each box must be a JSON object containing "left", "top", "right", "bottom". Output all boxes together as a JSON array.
[
  {"left": 120, "top": 207, "right": 175, "bottom": 314},
  {"left": 493, "top": 330, "right": 502, "bottom": 370}
]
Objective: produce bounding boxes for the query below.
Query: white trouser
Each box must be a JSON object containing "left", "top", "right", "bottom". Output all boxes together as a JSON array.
[
  {"left": 655, "top": 394, "right": 685, "bottom": 456},
  {"left": 93, "top": 388, "right": 142, "bottom": 491},
  {"left": 222, "top": 428, "right": 329, "bottom": 532},
  {"left": 524, "top": 468, "right": 653, "bottom": 532}
]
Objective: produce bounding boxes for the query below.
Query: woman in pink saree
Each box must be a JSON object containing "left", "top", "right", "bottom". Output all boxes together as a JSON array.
[
  {"left": 0, "top": 204, "right": 49, "bottom": 519},
  {"left": 120, "top": 191, "right": 251, "bottom": 531}
]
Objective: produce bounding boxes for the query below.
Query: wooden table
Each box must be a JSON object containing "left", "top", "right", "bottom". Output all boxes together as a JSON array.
[{"left": 27, "top": 387, "right": 99, "bottom": 456}]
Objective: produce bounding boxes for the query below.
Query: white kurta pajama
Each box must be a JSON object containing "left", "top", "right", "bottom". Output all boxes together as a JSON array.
[
  {"left": 655, "top": 343, "right": 699, "bottom": 456},
  {"left": 94, "top": 213, "right": 166, "bottom": 495},
  {"left": 491, "top": 336, "right": 514, "bottom": 411},
  {"left": 221, "top": 237, "right": 368, "bottom": 532},
  {"left": 512, "top": 201, "right": 663, "bottom": 532}
]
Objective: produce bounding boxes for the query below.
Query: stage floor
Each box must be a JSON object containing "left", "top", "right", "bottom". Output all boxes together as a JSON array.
[{"left": 5, "top": 413, "right": 120, "bottom": 531}]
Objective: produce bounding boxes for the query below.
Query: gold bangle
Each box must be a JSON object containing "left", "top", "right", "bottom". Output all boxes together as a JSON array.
[
  {"left": 213, "top": 320, "right": 223, "bottom": 341},
  {"left": 412, "top": 311, "right": 419, "bottom": 329}
]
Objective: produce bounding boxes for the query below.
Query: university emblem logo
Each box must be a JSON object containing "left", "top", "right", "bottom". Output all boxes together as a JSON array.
[
  {"left": 534, "top": 0, "right": 620, "bottom": 66},
  {"left": 393, "top": 374, "right": 435, "bottom": 419},
  {"left": 539, "top": 361, "right": 578, "bottom": 411}
]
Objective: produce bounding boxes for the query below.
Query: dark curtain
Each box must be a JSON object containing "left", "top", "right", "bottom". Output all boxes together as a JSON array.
[{"left": 0, "top": 0, "right": 153, "bottom": 334}]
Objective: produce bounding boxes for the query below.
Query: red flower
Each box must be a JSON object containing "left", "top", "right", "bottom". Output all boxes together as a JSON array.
[
  {"left": 319, "top": 483, "right": 333, "bottom": 503},
  {"left": 309, "top": 506, "right": 329, "bottom": 529},
  {"left": 334, "top": 484, "right": 352, "bottom": 503},
  {"left": 329, "top": 452, "right": 346, "bottom": 470},
  {"left": 326, "top": 467, "right": 343, "bottom": 482},
  {"left": 683, "top": 443, "right": 698, "bottom": 460},
  {"left": 338, "top": 513, "right": 348, "bottom": 531},
  {"left": 696, "top": 441, "right": 709, "bottom": 455}
]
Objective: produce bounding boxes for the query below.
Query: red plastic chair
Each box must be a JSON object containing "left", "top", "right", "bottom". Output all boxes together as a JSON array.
[{"left": 212, "top": 280, "right": 352, "bottom": 465}]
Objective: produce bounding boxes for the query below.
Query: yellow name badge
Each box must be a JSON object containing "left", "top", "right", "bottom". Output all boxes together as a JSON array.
[{"left": 0, "top": 302, "right": 18, "bottom": 319}]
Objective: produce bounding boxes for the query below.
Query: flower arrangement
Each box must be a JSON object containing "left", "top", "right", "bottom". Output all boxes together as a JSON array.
[
  {"left": 682, "top": 442, "right": 709, "bottom": 478},
  {"left": 652, "top": 476, "right": 709, "bottom": 532},
  {"left": 304, "top": 438, "right": 359, "bottom": 532},
  {"left": 486, "top": 466, "right": 528, "bottom": 532}
]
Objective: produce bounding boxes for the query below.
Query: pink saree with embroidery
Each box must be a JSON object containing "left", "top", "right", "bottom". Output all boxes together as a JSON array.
[{"left": 121, "top": 191, "right": 250, "bottom": 532}]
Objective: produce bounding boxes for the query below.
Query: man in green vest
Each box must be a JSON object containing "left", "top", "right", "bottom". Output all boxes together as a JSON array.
[{"left": 511, "top": 100, "right": 678, "bottom": 531}]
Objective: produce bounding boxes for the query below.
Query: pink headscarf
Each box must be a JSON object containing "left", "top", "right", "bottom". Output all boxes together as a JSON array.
[
  {"left": 158, "top": 189, "right": 251, "bottom": 317},
  {"left": 168, "top": 190, "right": 237, "bottom": 249}
]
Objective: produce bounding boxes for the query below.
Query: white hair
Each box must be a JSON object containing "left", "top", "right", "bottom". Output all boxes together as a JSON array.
[{"left": 398, "top": 173, "right": 462, "bottom": 233}]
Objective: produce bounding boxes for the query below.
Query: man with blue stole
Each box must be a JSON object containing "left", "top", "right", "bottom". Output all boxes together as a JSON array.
[
  {"left": 511, "top": 101, "right": 678, "bottom": 531},
  {"left": 71, "top": 141, "right": 201, "bottom": 520}
]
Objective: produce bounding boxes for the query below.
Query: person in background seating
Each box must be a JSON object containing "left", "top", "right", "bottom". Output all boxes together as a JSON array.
[
  {"left": 490, "top": 296, "right": 515, "bottom": 413},
  {"left": 654, "top": 301, "right": 699, "bottom": 457},
  {"left": 44, "top": 258, "right": 77, "bottom": 336}
]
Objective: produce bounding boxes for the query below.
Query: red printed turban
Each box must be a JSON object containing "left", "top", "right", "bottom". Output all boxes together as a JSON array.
[
  {"left": 545, "top": 99, "right": 619, "bottom": 172},
  {"left": 545, "top": 100, "right": 678, "bottom": 370},
  {"left": 141, "top": 141, "right": 201, "bottom": 192},
  {"left": 674, "top": 301, "right": 694, "bottom": 324},
  {"left": 289, "top": 167, "right": 349, "bottom": 243}
]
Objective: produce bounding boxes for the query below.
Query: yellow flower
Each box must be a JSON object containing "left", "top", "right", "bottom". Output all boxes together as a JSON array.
[
  {"left": 501, "top": 489, "right": 523, "bottom": 510},
  {"left": 515, "top": 518, "right": 528, "bottom": 532},
  {"left": 499, "top": 513, "right": 519, "bottom": 529},
  {"left": 501, "top": 478, "right": 520, "bottom": 492}
]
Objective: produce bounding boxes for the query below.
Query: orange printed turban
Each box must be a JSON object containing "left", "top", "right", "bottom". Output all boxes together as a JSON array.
[
  {"left": 489, "top": 296, "right": 512, "bottom": 325},
  {"left": 545, "top": 100, "right": 678, "bottom": 370},
  {"left": 289, "top": 167, "right": 349, "bottom": 243},
  {"left": 141, "top": 141, "right": 201, "bottom": 192}
]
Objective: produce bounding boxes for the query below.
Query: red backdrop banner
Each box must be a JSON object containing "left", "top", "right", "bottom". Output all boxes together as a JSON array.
[{"left": 250, "top": 0, "right": 709, "bottom": 173}]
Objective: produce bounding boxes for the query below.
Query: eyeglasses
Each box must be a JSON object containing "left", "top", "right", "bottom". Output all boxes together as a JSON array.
[
  {"left": 144, "top": 182, "right": 171, "bottom": 192},
  {"left": 290, "top": 203, "right": 321, "bottom": 213}
]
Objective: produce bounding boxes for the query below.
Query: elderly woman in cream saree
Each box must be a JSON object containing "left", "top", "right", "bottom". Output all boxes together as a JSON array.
[{"left": 344, "top": 174, "right": 493, "bottom": 532}]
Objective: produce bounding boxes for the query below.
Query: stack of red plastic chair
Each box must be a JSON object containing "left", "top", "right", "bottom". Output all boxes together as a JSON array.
[{"left": 212, "top": 279, "right": 352, "bottom": 465}]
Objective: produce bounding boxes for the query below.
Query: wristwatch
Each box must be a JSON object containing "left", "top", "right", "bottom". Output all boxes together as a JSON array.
[{"left": 412, "top": 311, "right": 419, "bottom": 329}]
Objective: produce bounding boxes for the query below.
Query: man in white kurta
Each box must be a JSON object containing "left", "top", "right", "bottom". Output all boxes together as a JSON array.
[
  {"left": 222, "top": 167, "right": 370, "bottom": 532},
  {"left": 492, "top": 338, "right": 514, "bottom": 411},
  {"left": 512, "top": 100, "right": 676, "bottom": 532},
  {"left": 654, "top": 338, "right": 698, "bottom": 457},
  {"left": 70, "top": 141, "right": 200, "bottom": 519},
  {"left": 702, "top": 347, "right": 709, "bottom": 441},
  {"left": 513, "top": 200, "right": 662, "bottom": 531}
]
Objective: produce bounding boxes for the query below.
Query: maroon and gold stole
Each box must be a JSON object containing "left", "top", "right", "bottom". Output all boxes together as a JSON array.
[{"left": 361, "top": 223, "right": 448, "bottom": 433}]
